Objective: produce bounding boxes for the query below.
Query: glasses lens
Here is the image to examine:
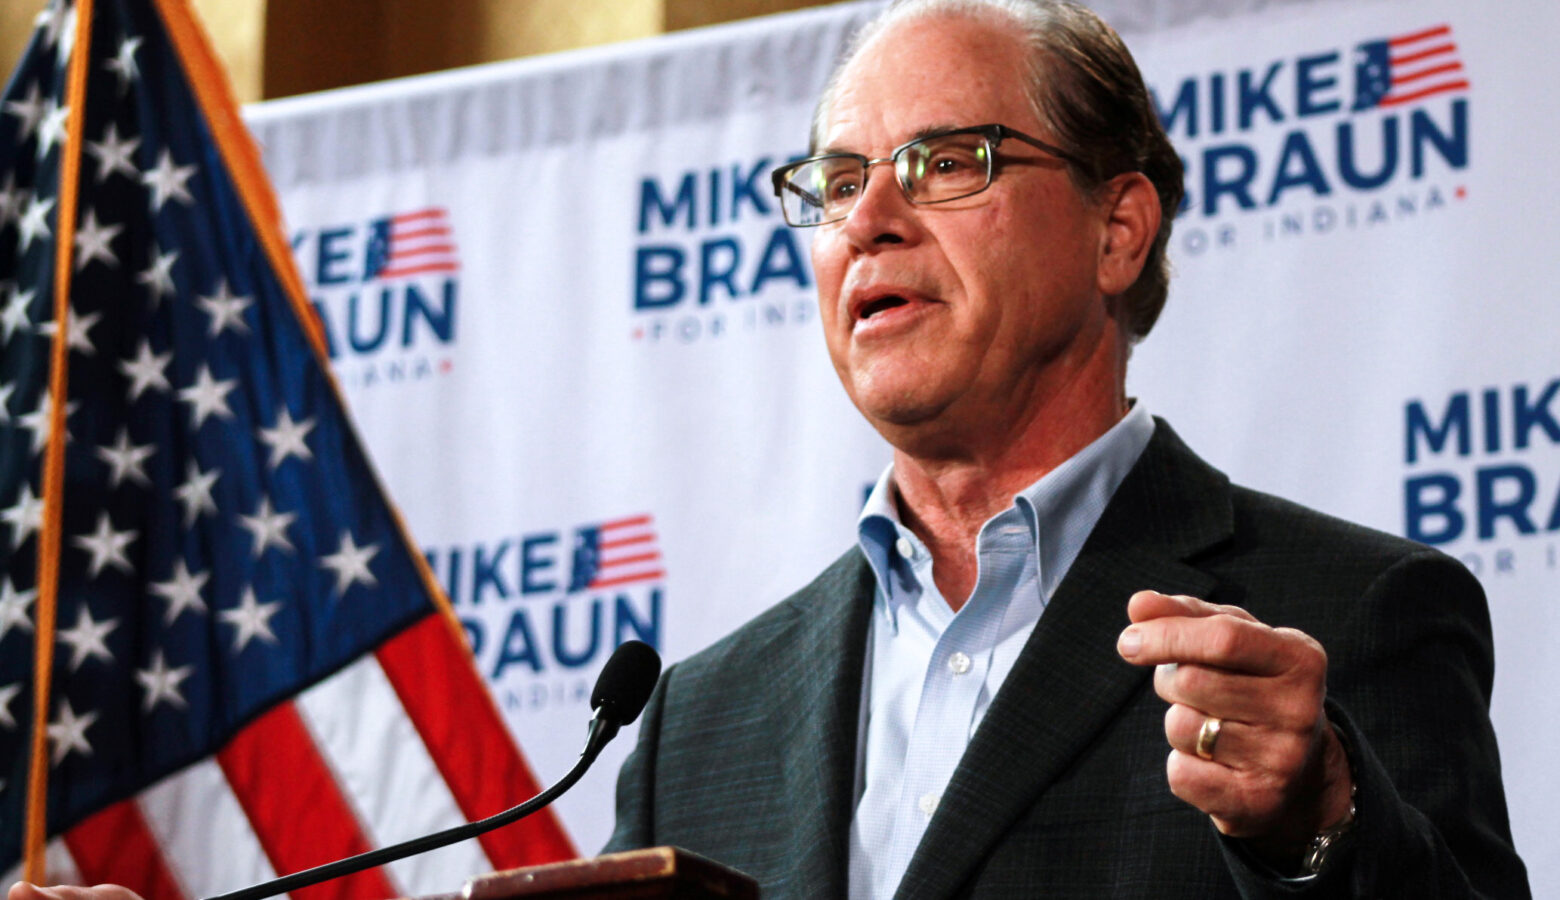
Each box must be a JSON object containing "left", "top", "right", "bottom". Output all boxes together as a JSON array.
[
  {"left": 898, "top": 133, "right": 992, "bottom": 203},
  {"left": 779, "top": 156, "right": 864, "bottom": 226}
]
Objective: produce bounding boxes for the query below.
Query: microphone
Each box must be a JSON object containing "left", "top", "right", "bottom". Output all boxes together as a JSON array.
[{"left": 204, "top": 640, "right": 663, "bottom": 900}]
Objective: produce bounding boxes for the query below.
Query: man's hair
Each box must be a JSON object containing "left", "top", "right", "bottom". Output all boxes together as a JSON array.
[{"left": 812, "top": 0, "right": 1184, "bottom": 341}]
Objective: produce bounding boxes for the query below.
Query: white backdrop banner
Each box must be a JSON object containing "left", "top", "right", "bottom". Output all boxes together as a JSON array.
[{"left": 244, "top": 0, "right": 1556, "bottom": 890}]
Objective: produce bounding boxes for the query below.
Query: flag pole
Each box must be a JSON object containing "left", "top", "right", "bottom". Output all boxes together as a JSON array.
[{"left": 24, "top": 0, "right": 98, "bottom": 881}]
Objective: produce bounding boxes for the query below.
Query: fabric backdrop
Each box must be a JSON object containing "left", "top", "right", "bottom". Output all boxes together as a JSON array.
[{"left": 241, "top": 0, "right": 1558, "bottom": 892}]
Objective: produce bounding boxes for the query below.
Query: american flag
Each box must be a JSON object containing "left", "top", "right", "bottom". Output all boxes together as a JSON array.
[
  {"left": 567, "top": 516, "right": 664, "bottom": 593},
  {"left": 1353, "top": 24, "right": 1471, "bottom": 110},
  {"left": 0, "top": 0, "right": 572, "bottom": 893},
  {"left": 362, "top": 208, "right": 459, "bottom": 282}
]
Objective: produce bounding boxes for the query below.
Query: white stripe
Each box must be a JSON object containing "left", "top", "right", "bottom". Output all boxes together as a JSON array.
[
  {"left": 138, "top": 758, "right": 276, "bottom": 898},
  {"left": 296, "top": 656, "right": 491, "bottom": 895},
  {"left": 1, "top": 838, "right": 81, "bottom": 887}
]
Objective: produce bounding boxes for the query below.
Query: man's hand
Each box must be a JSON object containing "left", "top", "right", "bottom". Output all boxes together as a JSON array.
[
  {"left": 8, "top": 885, "right": 143, "bottom": 900},
  {"left": 1116, "top": 590, "right": 1354, "bottom": 867}
]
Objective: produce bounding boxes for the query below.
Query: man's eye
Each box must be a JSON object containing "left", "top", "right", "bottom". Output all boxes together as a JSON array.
[{"left": 827, "top": 178, "right": 860, "bottom": 202}]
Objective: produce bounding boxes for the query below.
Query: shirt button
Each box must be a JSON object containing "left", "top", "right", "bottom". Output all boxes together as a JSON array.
[
  {"left": 918, "top": 792, "right": 939, "bottom": 817},
  {"left": 948, "top": 651, "right": 972, "bottom": 675},
  {"left": 895, "top": 537, "right": 915, "bottom": 560}
]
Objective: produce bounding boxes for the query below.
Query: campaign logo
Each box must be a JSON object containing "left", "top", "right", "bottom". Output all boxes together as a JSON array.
[
  {"left": 1402, "top": 376, "right": 1560, "bottom": 577},
  {"left": 291, "top": 207, "right": 460, "bottom": 389},
  {"left": 631, "top": 153, "right": 818, "bottom": 344},
  {"left": 426, "top": 514, "right": 665, "bottom": 713},
  {"left": 1154, "top": 23, "right": 1471, "bottom": 255}
]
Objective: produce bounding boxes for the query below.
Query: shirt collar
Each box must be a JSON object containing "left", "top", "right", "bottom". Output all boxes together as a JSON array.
[{"left": 856, "top": 401, "right": 1156, "bottom": 608}]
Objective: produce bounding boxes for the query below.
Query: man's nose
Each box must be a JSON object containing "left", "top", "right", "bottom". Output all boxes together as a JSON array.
[{"left": 843, "top": 160, "right": 915, "bottom": 247}]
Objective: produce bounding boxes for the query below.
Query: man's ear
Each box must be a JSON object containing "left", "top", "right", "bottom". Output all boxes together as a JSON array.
[{"left": 1096, "top": 172, "right": 1161, "bottom": 298}]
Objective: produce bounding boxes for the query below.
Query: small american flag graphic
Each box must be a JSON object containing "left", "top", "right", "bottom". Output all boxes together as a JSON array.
[
  {"left": 1353, "top": 24, "right": 1470, "bottom": 110},
  {"left": 568, "top": 515, "right": 665, "bottom": 593},
  {"left": 362, "top": 207, "right": 459, "bottom": 281}
]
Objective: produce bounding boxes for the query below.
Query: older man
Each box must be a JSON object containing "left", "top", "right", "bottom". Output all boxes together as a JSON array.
[{"left": 603, "top": 1, "right": 1527, "bottom": 898}]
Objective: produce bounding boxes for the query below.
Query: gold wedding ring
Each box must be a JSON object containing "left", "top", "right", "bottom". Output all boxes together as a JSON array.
[{"left": 1195, "top": 716, "right": 1223, "bottom": 761}]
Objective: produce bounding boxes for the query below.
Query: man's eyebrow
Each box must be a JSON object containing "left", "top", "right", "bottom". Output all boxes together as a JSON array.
[{"left": 817, "top": 123, "right": 967, "bottom": 157}]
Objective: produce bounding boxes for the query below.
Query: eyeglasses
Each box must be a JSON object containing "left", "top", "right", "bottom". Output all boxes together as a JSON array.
[{"left": 769, "top": 123, "right": 1081, "bottom": 227}]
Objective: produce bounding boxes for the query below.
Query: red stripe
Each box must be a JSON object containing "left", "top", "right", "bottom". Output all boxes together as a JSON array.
[
  {"left": 1392, "top": 61, "right": 1462, "bottom": 84},
  {"left": 601, "top": 514, "right": 652, "bottom": 530},
  {"left": 388, "top": 243, "right": 457, "bottom": 258},
  {"left": 600, "top": 534, "right": 654, "bottom": 550},
  {"left": 217, "top": 702, "right": 398, "bottom": 900},
  {"left": 599, "top": 551, "right": 659, "bottom": 567},
  {"left": 376, "top": 615, "right": 577, "bottom": 869},
  {"left": 1391, "top": 43, "right": 1455, "bottom": 66},
  {"left": 1380, "top": 80, "right": 1470, "bottom": 106},
  {"left": 392, "top": 209, "right": 446, "bottom": 224},
  {"left": 375, "top": 262, "right": 460, "bottom": 278},
  {"left": 1389, "top": 24, "right": 1450, "bottom": 46},
  {"left": 390, "top": 226, "right": 450, "bottom": 240},
  {"left": 589, "top": 570, "right": 666, "bottom": 589},
  {"left": 66, "top": 801, "right": 186, "bottom": 900}
]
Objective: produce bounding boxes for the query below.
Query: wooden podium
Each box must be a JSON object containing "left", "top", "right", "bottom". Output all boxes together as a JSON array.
[{"left": 434, "top": 847, "right": 759, "bottom": 900}]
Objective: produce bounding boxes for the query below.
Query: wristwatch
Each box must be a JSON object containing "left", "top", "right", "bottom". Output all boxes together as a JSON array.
[{"left": 1299, "top": 788, "right": 1357, "bottom": 875}]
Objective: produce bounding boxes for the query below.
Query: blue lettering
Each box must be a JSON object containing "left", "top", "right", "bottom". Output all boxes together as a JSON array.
[
  {"left": 730, "top": 158, "right": 772, "bottom": 221},
  {"left": 1337, "top": 115, "right": 1398, "bottom": 190},
  {"left": 634, "top": 246, "right": 686, "bottom": 310},
  {"left": 700, "top": 237, "right": 742, "bottom": 305},
  {"left": 402, "top": 280, "right": 456, "bottom": 347},
  {"left": 1513, "top": 379, "right": 1560, "bottom": 449},
  {"left": 347, "top": 288, "right": 392, "bottom": 353},
  {"left": 460, "top": 617, "right": 482, "bottom": 656},
  {"left": 1153, "top": 79, "right": 1198, "bottom": 138},
  {"left": 552, "top": 598, "right": 602, "bottom": 668},
  {"left": 1202, "top": 144, "right": 1258, "bottom": 215},
  {"left": 1483, "top": 388, "right": 1501, "bottom": 454},
  {"left": 1405, "top": 394, "right": 1470, "bottom": 464},
  {"left": 1267, "top": 131, "right": 1331, "bottom": 204},
  {"left": 638, "top": 174, "right": 696, "bottom": 233},
  {"left": 1405, "top": 473, "right": 1463, "bottom": 544},
  {"left": 1410, "top": 99, "right": 1468, "bottom": 177},
  {"left": 521, "top": 534, "right": 558, "bottom": 594},
  {"left": 317, "top": 227, "right": 354, "bottom": 286},
  {"left": 1238, "top": 63, "right": 1284, "bottom": 130},
  {"left": 615, "top": 589, "right": 662, "bottom": 649},
  {"left": 492, "top": 608, "right": 542, "bottom": 677},
  {"left": 1295, "top": 52, "right": 1341, "bottom": 117},
  {"left": 749, "top": 226, "right": 811, "bottom": 294},
  {"left": 473, "top": 540, "right": 513, "bottom": 604},
  {"left": 1476, "top": 465, "right": 1537, "bottom": 539}
]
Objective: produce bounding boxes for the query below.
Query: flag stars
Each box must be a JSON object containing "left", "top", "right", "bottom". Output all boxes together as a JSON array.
[
  {"left": 136, "top": 650, "right": 193, "bottom": 712},
  {"left": 47, "top": 699, "right": 97, "bottom": 765},
  {"left": 3, "top": 82, "right": 46, "bottom": 141},
  {"left": 74, "top": 208, "right": 122, "bottom": 270},
  {"left": 86, "top": 123, "right": 140, "bottom": 184},
  {"left": 320, "top": 531, "right": 380, "bottom": 595},
  {"left": 172, "top": 460, "right": 219, "bottom": 527},
  {"left": 1, "top": 484, "right": 44, "bottom": 549},
  {"left": 0, "top": 173, "right": 24, "bottom": 225},
  {"left": 119, "top": 338, "right": 172, "bottom": 401},
  {"left": 95, "top": 426, "right": 155, "bottom": 488},
  {"left": 196, "top": 280, "right": 253, "bottom": 336},
  {"left": 178, "top": 363, "right": 237, "bottom": 428},
  {"left": 36, "top": 101, "right": 69, "bottom": 160},
  {"left": 71, "top": 511, "right": 138, "bottom": 578},
  {"left": 0, "top": 578, "right": 37, "bottom": 641},
  {"left": 259, "top": 408, "right": 315, "bottom": 468},
  {"left": 38, "top": 307, "right": 103, "bottom": 356},
  {"left": 57, "top": 603, "right": 118, "bottom": 671},
  {"left": 150, "top": 559, "right": 208, "bottom": 624},
  {"left": 136, "top": 248, "right": 178, "bottom": 303},
  {"left": 1, "top": 287, "right": 35, "bottom": 341},
  {"left": 142, "top": 148, "right": 196, "bottom": 212},
  {"left": 0, "top": 682, "right": 20, "bottom": 729},
  {"left": 220, "top": 588, "right": 281, "bottom": 653},
  {"left": 17, "top": 393, "right": 79, "bottom": 455},
  {"left": 17, "top": 194, "right": 55, "bottom": 253},
  {"left": 105, "top": 36, "right": 142, "bottom": 93},
  {"left": 0, "top": 381, "right": 14, "bottom": 422},
  {"left": 238, "top": 496, "right": 296, "bottom": 557}
]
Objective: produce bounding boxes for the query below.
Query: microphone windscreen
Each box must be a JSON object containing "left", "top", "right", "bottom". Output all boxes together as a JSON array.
[{"left": 590, "top": 640, "right": 662, "bottom": 725}]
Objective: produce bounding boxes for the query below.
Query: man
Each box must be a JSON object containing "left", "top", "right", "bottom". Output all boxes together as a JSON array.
[{"left": 603, "top": 1, "right": 1528, "bottom": 898}]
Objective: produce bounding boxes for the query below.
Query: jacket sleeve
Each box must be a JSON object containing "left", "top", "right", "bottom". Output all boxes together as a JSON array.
[
  {"left": 1219, "top": 550, "right": 1530, "bottom": 898},
  {"left": 601, "top": 662, "right": 672, "bottom": 854}
]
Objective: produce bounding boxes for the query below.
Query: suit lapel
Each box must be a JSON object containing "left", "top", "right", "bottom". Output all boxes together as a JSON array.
[
  {"left": 772, "top": 551, "right": 876, "bottom": 898},
  {"left": 895, "top": 421, "right": 1234, "bottom": 899}
]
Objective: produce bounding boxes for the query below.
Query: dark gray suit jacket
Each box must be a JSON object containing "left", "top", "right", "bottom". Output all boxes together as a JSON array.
[{"left": 605, "top": 422, "right": 1529, "bottom": 898}]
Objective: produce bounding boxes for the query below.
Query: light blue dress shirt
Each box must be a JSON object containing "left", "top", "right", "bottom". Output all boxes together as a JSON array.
[{"left": 847, "top": 403, "right": 1156, "bottom": 900}]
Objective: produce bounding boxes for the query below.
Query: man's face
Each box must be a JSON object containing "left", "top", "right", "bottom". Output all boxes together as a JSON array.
[{"left": 811, "top": 15, "right": 1119, "bottom": 444}]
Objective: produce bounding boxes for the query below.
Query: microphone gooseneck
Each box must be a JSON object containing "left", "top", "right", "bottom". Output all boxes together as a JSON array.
[{"left": 202, "top": 640, "right": 663, "bottom": 900}]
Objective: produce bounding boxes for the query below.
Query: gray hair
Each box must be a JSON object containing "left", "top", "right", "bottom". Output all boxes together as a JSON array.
[{"left": 812, "top": 0, "right": 1184, "bottom": 341}]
